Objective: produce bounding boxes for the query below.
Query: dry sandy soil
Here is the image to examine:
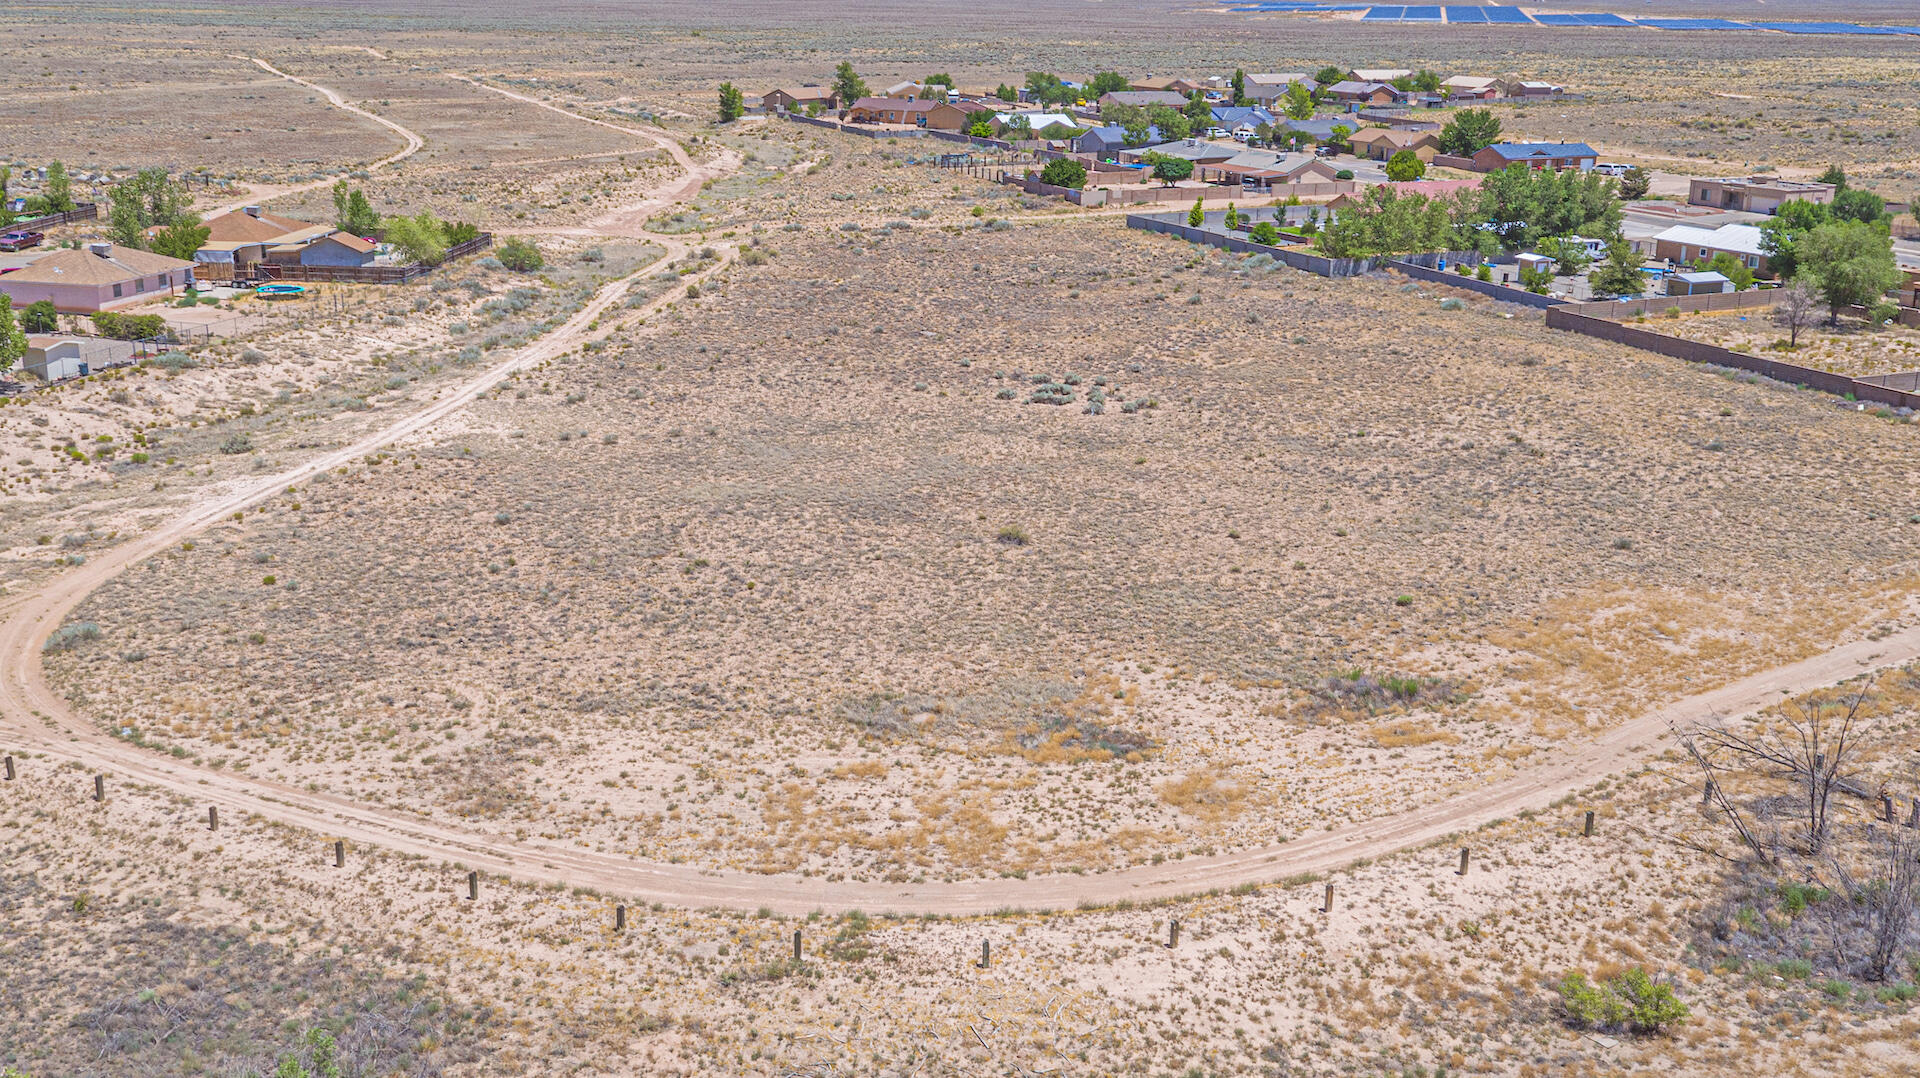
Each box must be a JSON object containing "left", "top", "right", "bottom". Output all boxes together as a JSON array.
[
  {"left": 6, "top": 2, "right": 1920, "bottom": 1075},
  {"left": 1646, "top": 306, "right": 1920, "bottom": 380}
]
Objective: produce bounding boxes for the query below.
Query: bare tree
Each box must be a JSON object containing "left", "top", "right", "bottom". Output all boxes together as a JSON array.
[
  {"left": 1830, "top": 827, "right": 1920, "bottom": 982},
  {"left": 1770, "top": 276, "right": 1821, "bottom": 348},
  {"left": 1685, "top": 685, "right": 1868, "bottom": 856}
]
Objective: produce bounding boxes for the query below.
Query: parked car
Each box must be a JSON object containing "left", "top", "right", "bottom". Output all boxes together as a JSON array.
[
  {"left": 0, "top": 230, "right": 45, "bottom": 251},
  {"left": 1591, "top": 163, "right": 1629, "bottom": 177}
]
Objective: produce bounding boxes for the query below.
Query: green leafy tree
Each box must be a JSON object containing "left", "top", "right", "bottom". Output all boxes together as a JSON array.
[
  {"left": 1327, "top": 124, "right": 1352, "bottom": 153},
  {"left": 44, "top": 160, "right": 74, "bottom": 213},
  {"left": 1283, "top": 82, "right": 1314, "bottom": 121},
  {"left": 1439, "top": 108, "right": 1502, "bottom": 156},
  {"left": 1384, "top": 149, "right": 1426, "bottom": 182},
  {"left": 332, "top": 179, "right": 351, "bottom": 229},
  {"left": 0, "top": 296, "right": 24, "bottom": 374},
  {"left": 497, "top": 237, "right": 545, "bottom": 271},
  {"left": 1816, "top": 164, "right": 1847, "bottom": 190},
  {"left": 1313, "top": 66, "right": 1345, "bottom": 92},
  {"left": 1223, "top": 202, "right": 1238, "bottom": 230},
  {"left": 1798, "top": 218, "right": 1901, "bottom": 323},
  {"left": 1147, "top": 104, "right": 1190, "bottom": 141},
  {"left": 385, "top": 213, "right": 449, "bottom": 266},
  {"left": 20, "top": 299, "right": 58, "bottom": 334},
  {"left": 1250, "top": 220, "right": 1279, "bottom": 245},
  {"left": 1411, "top": 69, "right": 1441, "bottom": 93},
  {"left": 150, "top": 219, "right": 210, "bottom": 261},
  {"left": 1831, "top": 187, "right": 1888, "bottom": 226},
  {"left": 925, "top": 73, "right": 955, "bottom": 89},
  {"left": 105, "top": 167, "right": 193, "bottom": 249},
  {"left": 1038, "top": 157, "right": 1087, "bottom": 189},
  {"left": 718, "top": 82, "right": 746, "bottom": 123},
  {"left": 967, "top": 116, "right": 995, "bottom": 138},
  {"left": 1618, "top": 165, "right": 1650, "bottom": 200},
  {"left": 994, "top": 83, "right": 1018, "bottom": 103},
  {"left": 1023, "top": 72, "right": 1073, "bottom": 107},
  {"left": 1231, "top": 68, "right": 1247, "bottom": 105},
  {"left": 1315, "top": 185, "right": 1459, "bottom": 257},
  {"left": 1759, "top": 198, "right": 1829, "bottom": 279},
  {"left": 1703, "top": 250, "right": 1755, "bottom": 290},
  {"left": 1183, "top": 91, "right": 1211, "bottom": 129},
  {"left": 1087, "top": 71, "right": 1131, "bottom": 97},
  {"left": 1540, "top": 235, "right": 1592, "bottom": 276},
  {"left": 1188, "top": 196, "right": 1205, "bottom": 227},
  {"left": 832, "top": 62, "right": 868, "bottom": 106},
  {"left": 1150, "top": 155, "right": 1194, "bottom": 186},
  {"left": 1557, "top": 968, "right": 1687, "bottom": 1034},
  {"left": 1588, "top": 239, "right": 1646, "bottom": 297},
  {"left": 343, "top": 189, "right": 379, "bottom": 235}
]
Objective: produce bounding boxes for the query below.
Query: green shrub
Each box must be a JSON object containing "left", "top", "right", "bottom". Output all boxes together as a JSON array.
[
  {"left": 1250, "top": 221, "right": 1279, "bottom": 245},
  {"left": 497, "top": 238, "right": 544, "bottom": 272},
  {"left": 1038, "top": 157, "right": 1087, "bottom": 190},
  {"left": 43, "top": 621, "right": 101, "bottom": 652},
  {"left": 92, "top": 311, "right": 167, "bottom": 340},
  {"left": 1557, "top": 968, "right": 1688, "bottom": 1034}
]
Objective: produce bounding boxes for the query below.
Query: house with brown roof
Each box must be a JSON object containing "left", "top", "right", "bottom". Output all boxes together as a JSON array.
[
  {"left": 1325, "top": 82, "right": 1407, "bottom": 110},
  {"left": 1197, "top": 150, "right": 1341, "bottom": 191},
  {"left": 1130, "top": 76, "right": 1204, "bottom": 95},
  {"left": 202, "top": 205, "right": 315, "bottom": 243},
  {"left": 1438, "top": 76, "right": 1500, "bottom": 100},
  {"left": 761, "top": 87, "right": 836, "bottom": 112},
  {"left": 266, "top": 231, "right": 376, "bottom": 267},
  {"left": 1099, "top": 91, "right": 1193, "bottom": 109},
  {"left": 1498, "top": 79, "right": 1564, "bottom": 99},
  {"left": 1347, "top": 127, "right": 1442, "bottom": 162},
  {"left": 925, "top": 100, "right": 993, "bottom": 131},
  {"left": 1687, "top": 176, "right": 1836, "bottom": 215},
  {"left": 0, "top": 242, "right": 194, "bottom": 313},
  {"left": 844, "top": 97, "right": 941, "bottom": 125},
  {"left": 189, "top": 207, "right": 374, "bottom": 277}
]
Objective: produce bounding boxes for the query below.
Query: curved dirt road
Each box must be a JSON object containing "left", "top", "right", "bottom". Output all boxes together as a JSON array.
[
  {"left": 206, "top": 56, "right": 425, "bottom": 218},
  {"left": 7, "top": 68, "right": 1918, "bottom": 916}
]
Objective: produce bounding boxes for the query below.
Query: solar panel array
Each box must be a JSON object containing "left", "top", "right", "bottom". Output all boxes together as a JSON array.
[{"left": 1242, "top": 4, "right": 1916, "bottom": 35}]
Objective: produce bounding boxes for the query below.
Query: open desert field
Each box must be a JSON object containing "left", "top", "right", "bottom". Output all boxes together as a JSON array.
[{"left": 4, "top": 0, "right": 1920, "bottom": 1075}]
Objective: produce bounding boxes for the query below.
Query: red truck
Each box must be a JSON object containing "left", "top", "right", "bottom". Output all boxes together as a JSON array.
[{"left": 0, "top": 229, "right": 46, "bottom": 251}]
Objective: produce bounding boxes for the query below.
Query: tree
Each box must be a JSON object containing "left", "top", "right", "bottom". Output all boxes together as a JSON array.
[
  {"left": 1618, "top": 166, "right": 1650, "bottom": 200},
  {"left": 1188, "top": 196, "right": 1205, "bottom": 228},
  {"left": 1587, "top": 239, "right": 1646, "bottom": 297},
  {"left": 343, "top": 189, "right": 379, "bottom": 236},
  {"left": 1540, "top": 235, "right": 1592, "bottom": 277},
  {"left": 332, "top": 179, "right": 352, "bottom": 230},
  {"left": 832, "top": 62, "right": 868, "bottom": 107},
  {"left": 1087, "top": 71, "right": 1130, "bottom": 97},
  {"left": 1327, "top": 124, "right": 1352, "bottom": 154},
  {"left": 0, "top": 297, "right": 23, "bottom": 375},
  {"left": 1439, "top": 108, "right": 1502, "bottom": 157},
  {"left": 1223, "top": 202, "right": 1238, "bottom": 230},
  {"left": 497, "top": 237, "right": 544, "bottom": 272},
  {"left": 1150, "top": 155, "right": 1194, "bottom": 186},
  {"left": 1183, "top": 91, "right": 1211, "bottom": 130},
  {"left": 1384, "top": 149, "right": 1426, "bottom": 182},
  {"left": 1831, "top": 187, "right": 1888, "bottom": 226},
  {"left": 385, "top": 213, "right": 448, "bottom": 266},
  {"left": 1038, "top": 157, "right": 1087, "bottom": 190},
  {"left": 1313, "top": 66, "right": 1345, "bottom": 91},
  {"left": 924, "top": 73, "right": 954, "bottom": 89},
  {"left": 1769, "top": 276, "right": 1820, "bottom": 346},
  {"left": 1557, "top": 968, "right": 1688, "bottom": 1035},
  {"left": 1703, "top": 250, "right": 1754, "bottom": 291},
  {"left": 967, "top": 117, "right": 995, "bottom": 139},
  {"left": 994, "top": 83, "right": 1018, "bottom": 103},
  {"left": 1250, "top": 220, "right": 1279, "bottom": 245},
  {"left": 1411, "top": 69, "right": 1442, "bottom": 93},
  {"left": 1024, "top": 72, "right": 1073, "bottom": 107},
  {"left": 1759, "top": 198, "right": 1829, "bottom": 280},
  {"left": 150, "top": 220, "right": 210, "bottom": 261},
  {"left": 1816, "top": 163, "right": 1847, "bottom": 190},
  {"left": 1798, "top": 219, "right": 1901, "bottom": 323},
  {"left": 718, "top": 82, "right": 746, "bottom": 123},
  {"left": 1282, "top": 82, "right": 1314, "bottom": 121},
  {"left": 106, "top": 167, "right": 192, "bottom": 249},
  {"left": 1231, "top": 68, "right": 1247, "bottom": 105},
  {"left": 44, "top": 160, "right": 74, "bottom": 213},
  {"left": 20, "top": 299, "right": 58, "bottom": 334}
]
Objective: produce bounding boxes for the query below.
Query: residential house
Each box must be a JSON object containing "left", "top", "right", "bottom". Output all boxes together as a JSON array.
[
  {"left": 1668, "top": 271, "right": 1732, "bottom": 296},
  {"left": 925, "top": 100, "right": 993, "bottom": 131},
  {"left": 1349, "top": 68, "right": 1413, "bottom": 83},
  {"left": 1499, "top": 79, "right": 1564, "bottom": 99},
  {"left": 192, "top": 207, "right": 374, "bottom": 276},
  {"left": 1210, "top": 106, "right": 1276, "bottom": 129},
  {"left": 845, "top": 97, "right": 941, "bottom": 125},
  {"left": 266, "top": 231, "right": 376, "bottom": 267},
  {"left": 1467, "top": 142, "right": 1598, "bottom": 172},
  {"left": 1651, "top": 223, "right": 1771, "bottom": 274},
  {"left": 1347, "top": 126, "right": 1442, "bottom": 162},
  {"left": 1326, "top": 177, "right": 1482, "bottom": 211},
  {"left": 1099, "top": 91, "right": 1193, "bottom": 109},
  {"left": 0, "top": 242, "right": 194, "bottom": 313},
  {"left": 881, "top": 81, "right": 931, "bottom": 99},
  {"left": 1002, "top": 112, "right": 1080, "bottom": 136},
  {"left": 1687, "top": 176, "right": 1836, "bottom": 214},
  {"left": 760, "top": 86, "right": 836, "bottom": 112},
  {"left": 203, "top": 205, "right": 316, "bottom": 243},
  {"left": 1244, "top": 73, "right": 1316, "bottom": 105},
  {"left": 1127, "top": 139, "right": 1238, "bottom": 166},
  {"left": 1198, "top": 149, "right": 1342, "bottom": 191},
  {"left": 1354, "top": 109, "right": 1442, "bottom": 130},
  {"left": 1438, "top": 76, "right": 1500, "bottom": 100},
  {"left": 1324, "top": 82, "right": 1407, "bottom": 110},
  {"left": 1278, "top": 117, "right": 1342, "bottom": 142},
  {"left": 1076, "top": 125, "right": 1162, "bottom": 156},
  {"left": 1130, "top": 76, "right": 1204, "bottom": 95}
]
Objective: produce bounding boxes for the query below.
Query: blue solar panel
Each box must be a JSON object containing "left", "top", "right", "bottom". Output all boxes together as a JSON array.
[
  {"left": 1483, "top": 6, "right": 1533, "bottom": 22},
  {"left": 1530, "top": 12, "right": 1582, "bottom": 25},
  {"left": 1445, "top": 6, "right": 1488, "bottom": 22},
  {"left": 1577, "top": 12, "right": 1633, "bottom": 25},
  {"left": 1403, "top": 5, "right": 1444, "bottom": 20},
  {"left": 1751, "top": 22, "right": 1903, "bottom": 35},
  {"left": 1361, "top": 5, "right": 1406, "bottom": 20},
  {"left": 1634, "top": 17, "right": 1752, "bottom": 29}
]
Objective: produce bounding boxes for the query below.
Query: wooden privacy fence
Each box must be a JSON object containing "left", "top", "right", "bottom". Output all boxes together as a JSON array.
[
  {"left": 4, "top": 202, "right": 99, "bottom": 230},
  {"left": 255, "top": 233, "right": 493, "bottom": 285}
]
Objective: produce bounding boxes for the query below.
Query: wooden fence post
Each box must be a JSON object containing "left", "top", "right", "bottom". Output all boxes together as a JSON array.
[
  {"left": 1458, "top": 848, "right": 1471, "bottom": 876},
  {"left": 615, "top": 905, "right": 627, "bottom": 932},
  {"left": 3, "top": 755, "right": 13, "bottom": 781},
  {"left": 1910, "top": 799, "right": 1920, "bottom": 830},
  {"left": 94, "top": 774, "right": 105, "bottom": 802},
  {"left": 334, "top": 839, "right": 345, "bottom": 868},
  {"left": 793, "top": 928, "right": 803, "bottom": 964},
  {"left": 980, "top": 939, "right": 990, "bottom": 969},
  {"left": 1703, "top": 780, "right": 1716, "bottom": 805},
  {"left": 1323, "top": 881, "right": 1335, "bottom": 913},
  {"left": 467, "top": 871, "right": 479, "bottom": 900},
  {"left": 1884, "top": 794, "right": 1896, "bottom": 824},
  {"left": 1583, "top": 810, "right": 1595, "bottom": 837},
  {"left": 208, "top": 806, "right": 219, "bottom": 831},
  {"left": 1168, "top": 919, "right": 1180, "bottom": 949}
]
